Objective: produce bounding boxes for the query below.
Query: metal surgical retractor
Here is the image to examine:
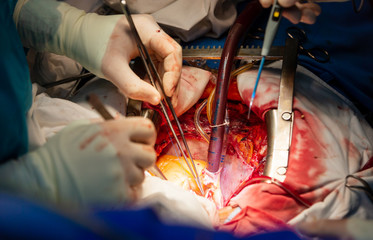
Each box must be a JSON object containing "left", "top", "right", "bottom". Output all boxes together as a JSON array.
[
  {"left": 264, "top": 38, "right": 298, "bottom": 182},
  {"left": 119, "top": 0, "right": 204, "bottom": 195}
]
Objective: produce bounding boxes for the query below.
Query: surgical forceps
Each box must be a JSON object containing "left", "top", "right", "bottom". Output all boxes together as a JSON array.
[
  {"left": 119, "top": 0, "right": 204, "bottom": 195},
  {"left": 286, "top": 26, "right": 330, "bottom": 63}
]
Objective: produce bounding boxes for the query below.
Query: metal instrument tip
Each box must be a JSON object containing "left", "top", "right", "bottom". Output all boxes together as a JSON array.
[
  {"left": 248, "top": 56, "right": 265, "bottom": 120},
  {"left": 247, "top": 100, "right": 253, "bottom": 120}
]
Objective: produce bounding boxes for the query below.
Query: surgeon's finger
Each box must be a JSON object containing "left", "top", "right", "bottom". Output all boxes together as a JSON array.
[
  {"left": 278, "top": 0, "right": 298, "bottom": 7},
  {"left": 149, "top": 31, "right": 182, "bottom": 98},
  {"left": 259, "top": 0, "right": 321, "bottom": 25},
  {"left": 281, "top": 3, "right": 320, "bottom": 24},
  {"left": 171, "top": 80, "right": 181, "bottom": 109},
  {"left": 131, "top": 143, "right": 157, "bottom": 169},
  {"left": 259, "top": 0, "right": 273, "bottom": 8},
  {"left": 126, "top": 117, "right": 157, "bottom": 145},
  {"left": 296, "top": 2, "right": 321, "bottom": 24},
  {"left": 260, "top": 0, "right": 297, "bottom": 8},
  {"left": 114, "top": 65, "right": 161, "bottom": 105},
  {"left": 300, "top": 2, "right": 322, "bottom": 16},
  {"left": 283, "top": 6, "right": 302, "bottom": 24},
  {"left": 300, "top": 8, "right": 317, "bottom": 24},
  {"left": 125, "top": 160, "right": 147, "bottom": 187}
]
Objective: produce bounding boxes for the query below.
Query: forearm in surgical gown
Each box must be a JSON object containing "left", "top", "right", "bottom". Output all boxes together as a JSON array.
[{"left": 0, "top": 0, "right": 32, "bottom": 163}]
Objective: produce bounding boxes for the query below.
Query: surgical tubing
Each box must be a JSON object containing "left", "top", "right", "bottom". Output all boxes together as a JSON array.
[
  {"left": 239, "top": 176, "right": 312, "bottom": 208},
  {"left": 195, "top": 63, "right": 255, "bottom": 143},
  {"left": 194, "top": 88, "right": 217, "bottom": 143},
  {"left": 194, "top": 99, "right": 210, "bottom": 143},
  {"left": 207, "top": 1, "right": 263, "bottom": 172},
  {"left": 206, "top": 87, "right": 216, "bottom": 125}
]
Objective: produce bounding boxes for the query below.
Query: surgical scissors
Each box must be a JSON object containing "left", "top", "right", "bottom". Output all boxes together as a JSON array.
[
  {"left": 286, "top": 26, "right": 330, "bottom": 63},
  {"left": 119, "top": 0, "right": 204, "bottom": 195}
]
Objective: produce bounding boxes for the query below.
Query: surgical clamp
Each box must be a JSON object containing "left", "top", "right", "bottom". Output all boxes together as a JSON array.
[{"left": 119, "top": 0, "right": 204, "bottom": 195}]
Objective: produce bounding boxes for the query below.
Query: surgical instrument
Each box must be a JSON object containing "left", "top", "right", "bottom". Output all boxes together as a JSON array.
[
  {"left": 42, "top": 72, "right": 95, "bottom": 89},
  {"left": 345, "top": 174, "right": 373, "bottom": 203},
  {"left": 248, "top": 0, "right": 283, "bottom": 119},
  {"left": 182, "top": 45, "right": 284, "bottom": 61},
  {"left": 264, "top": 37, "right": 298, "bottom": 182},
  {"left": 286, "top": 26, "right": 330, "bottom": 63},
  {"left": 119, "top": 0, "right": 204, "bottom": 194},
  {"left": 86, "top": 93, "right": 167, "bottom": 181}
]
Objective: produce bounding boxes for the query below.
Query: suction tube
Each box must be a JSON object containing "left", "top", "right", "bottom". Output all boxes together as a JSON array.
[{"left": 207, "top": 1, "right": 263, "bottom": 172}]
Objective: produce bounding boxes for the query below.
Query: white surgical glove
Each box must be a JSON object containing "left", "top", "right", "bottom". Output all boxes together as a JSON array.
[
  {"left": 296, "top": 218, "right": 373, "bottom": 240},
  {"left": 174, "top": 66, "right": 214, "bottom": 116},
  {"left": 0, "top": 117, "right": 156, "bottom": 207},
  {"left": 13, "top": 0, "right": 182, "bottom": 106},
  {"left": 259, "top": 0, "right": 348, "bottom": 24}
]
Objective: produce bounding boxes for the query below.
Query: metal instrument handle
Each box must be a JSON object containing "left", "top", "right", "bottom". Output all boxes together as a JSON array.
[{"left": 264, "top": 38, "right": 298, "bottom": 182}]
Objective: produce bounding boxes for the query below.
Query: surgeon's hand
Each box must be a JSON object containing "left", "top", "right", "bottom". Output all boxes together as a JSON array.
[
  {"left": 259, "top": 0, "right": 321, "bottom": 24},
  {"left": 101, "top": 14, "right": 182, "bottom": 107},
  {"left": 0, "top": 117, "right": 156, "bottom": 207},
  {"left": 173, "top": 66, "right": 214, "bottom": 116},
  {"left": 296, "top": 218, "right": 373, "bottom": 240},
  {"left": 259, "top": 0, "right": 347, "bottom": 24},
  {"left": 14, "top": 0, "right": 182, "bottom": 106}
]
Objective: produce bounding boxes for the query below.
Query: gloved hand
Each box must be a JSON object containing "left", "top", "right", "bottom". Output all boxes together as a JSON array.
[
  {"left": 0, "top": 117, "right": 156, "bottom": 207},
  {"left": 174, "top": 66, "right": 214, "bottom": 116},
  {"left": 296, "top": 218, "right": 373, "bottom": 240},
  {"left": 13, "top": 0, "right": 182, "bottom": 106},
  {"left": 259, "top": 0, "right": 348, "bottom": 24}
]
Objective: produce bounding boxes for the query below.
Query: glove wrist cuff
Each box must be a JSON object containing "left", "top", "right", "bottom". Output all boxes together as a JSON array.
[{"left": 13, "top": 0, "right": 108, "bottom": 78}]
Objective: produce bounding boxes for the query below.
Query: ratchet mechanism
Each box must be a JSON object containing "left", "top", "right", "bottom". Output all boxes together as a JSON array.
[{"left": 119, "top": 0, "right": 204, "bottom": 195}]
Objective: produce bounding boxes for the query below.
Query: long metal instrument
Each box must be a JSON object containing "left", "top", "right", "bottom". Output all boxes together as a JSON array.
[
  {"left": 182, "top": 45, "right": 284, "bottom": 60},
  {"left": 264, "top": 37, "right": 298, "bottom": 182},
  {"left": 119, "top": 0, "right": 204, "bottom": 195},
  {"left": 248, "top": 0, "right": 283, "bottom": 119}
]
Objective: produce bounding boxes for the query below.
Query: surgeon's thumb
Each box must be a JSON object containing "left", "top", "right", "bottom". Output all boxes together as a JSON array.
[{"left": 111, "top": 65, "right": 161, "bottom": 105}]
